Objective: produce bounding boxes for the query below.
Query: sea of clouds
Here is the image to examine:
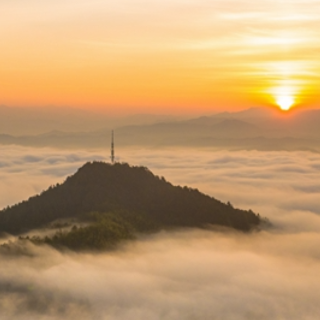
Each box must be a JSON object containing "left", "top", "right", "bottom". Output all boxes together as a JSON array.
[{"left": 1, "top": 145, "right": 320, "bottom": 319}]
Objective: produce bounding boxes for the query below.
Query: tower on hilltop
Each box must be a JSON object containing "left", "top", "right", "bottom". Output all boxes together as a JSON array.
[{"left": 111, "top": 130, "right": 115, "bottom": 164}]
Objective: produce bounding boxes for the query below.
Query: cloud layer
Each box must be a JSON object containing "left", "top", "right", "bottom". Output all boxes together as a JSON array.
[
  {"left": 1, "top": 229, "right": 320, "bottom": 319},
  {"left": 1, "top": 146, "right": 320, "bottom": 319}
]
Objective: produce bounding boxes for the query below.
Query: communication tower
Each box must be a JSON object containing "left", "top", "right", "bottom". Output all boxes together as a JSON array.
[{"left": 111, "top": 130, "right": 115, "bottom": 164}]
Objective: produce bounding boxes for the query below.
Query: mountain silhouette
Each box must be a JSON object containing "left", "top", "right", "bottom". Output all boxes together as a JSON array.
[{"left": 0, "top": 162, "right": 261, "bottom": 247}]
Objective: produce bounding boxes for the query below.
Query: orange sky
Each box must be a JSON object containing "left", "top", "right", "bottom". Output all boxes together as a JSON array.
[{"left": 1, "top": 0, "right": 319, "bottom": 114}]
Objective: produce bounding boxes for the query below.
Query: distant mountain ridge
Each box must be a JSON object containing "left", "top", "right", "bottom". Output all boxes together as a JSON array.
[
  {"left": 0, "top": 105, "right": 182, "bottom": 135},
  {"left": 1, "top": 107, "right": 320, "bottom": 152}
]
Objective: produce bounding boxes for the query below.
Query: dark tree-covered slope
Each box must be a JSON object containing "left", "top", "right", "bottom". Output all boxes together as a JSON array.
[{"left": 0, "top": 162, "right": 261, "bottom": 234}]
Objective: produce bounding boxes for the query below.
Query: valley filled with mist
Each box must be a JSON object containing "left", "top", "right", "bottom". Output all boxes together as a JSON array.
[{"left": 1, "top": 145, "right": 320, "bottom": 319}]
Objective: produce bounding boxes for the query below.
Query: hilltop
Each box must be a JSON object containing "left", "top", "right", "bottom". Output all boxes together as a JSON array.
[{"left": 0, "top": 162, "right": 262, "bottom": 250}]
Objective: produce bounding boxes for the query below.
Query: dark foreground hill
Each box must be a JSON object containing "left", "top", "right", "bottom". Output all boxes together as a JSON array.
[{"left": 0, "top": 162, "right": 262, "bottom": 250}]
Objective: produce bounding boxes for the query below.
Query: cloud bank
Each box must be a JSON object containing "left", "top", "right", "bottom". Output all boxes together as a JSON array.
[
  {"left": 0, "top": 146, "right": 320, "bottom": 319},
  {"left": 1, "top": 229, "right": 320, "bottom": 319}
]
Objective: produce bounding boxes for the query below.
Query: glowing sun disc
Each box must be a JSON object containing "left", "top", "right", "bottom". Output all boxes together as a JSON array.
[{"left": 277, "top": 95, "right": 294, "bottom": 111}]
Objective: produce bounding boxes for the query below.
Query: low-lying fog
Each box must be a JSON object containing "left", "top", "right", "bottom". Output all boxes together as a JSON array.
[{"left": 1, "top": 145, "right": 320, "bottom": 319}]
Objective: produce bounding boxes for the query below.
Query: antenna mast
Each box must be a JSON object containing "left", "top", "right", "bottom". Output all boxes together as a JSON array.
[{"left": 111, "top": 130, "right": 115, "bottom": 164}]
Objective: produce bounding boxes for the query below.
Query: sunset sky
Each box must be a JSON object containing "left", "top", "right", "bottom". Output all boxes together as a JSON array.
[{"left": 1, "top": 0, "right": 320, "bottom": 114}]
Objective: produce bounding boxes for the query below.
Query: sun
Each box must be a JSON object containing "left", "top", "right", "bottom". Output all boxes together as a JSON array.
[{"left": 276, "top": 95, "right": 294, "bottom": 111}]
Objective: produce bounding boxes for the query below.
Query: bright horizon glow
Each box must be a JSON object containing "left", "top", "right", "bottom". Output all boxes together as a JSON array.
[
  {"left": 270, "top": 81, "right": 301, "bottom": 112},
  {"left": 0, "top": 0, "right": 319, "bottom": 114},
  {"left": 276, "top": 95, "right": 295, "bottom": 111}
]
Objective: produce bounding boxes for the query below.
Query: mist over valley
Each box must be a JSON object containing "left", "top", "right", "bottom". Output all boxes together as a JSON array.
[{"left": 1, "top": 145, "right": 320, "bottom": 318}]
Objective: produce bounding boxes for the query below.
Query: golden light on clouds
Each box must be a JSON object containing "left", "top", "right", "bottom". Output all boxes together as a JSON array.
[{"left": 0, "top": 0, "right": 319, "bottom": 113}]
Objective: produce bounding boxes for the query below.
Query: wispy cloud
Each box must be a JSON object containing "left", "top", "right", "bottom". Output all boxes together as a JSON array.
[{"left": 1, "top": 0, "right": 320, "bottom": 110}]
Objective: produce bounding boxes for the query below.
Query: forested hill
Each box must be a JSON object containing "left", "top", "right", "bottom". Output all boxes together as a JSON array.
[{"left": 0, "top": 162, "right": 261, "bottom": 236}]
